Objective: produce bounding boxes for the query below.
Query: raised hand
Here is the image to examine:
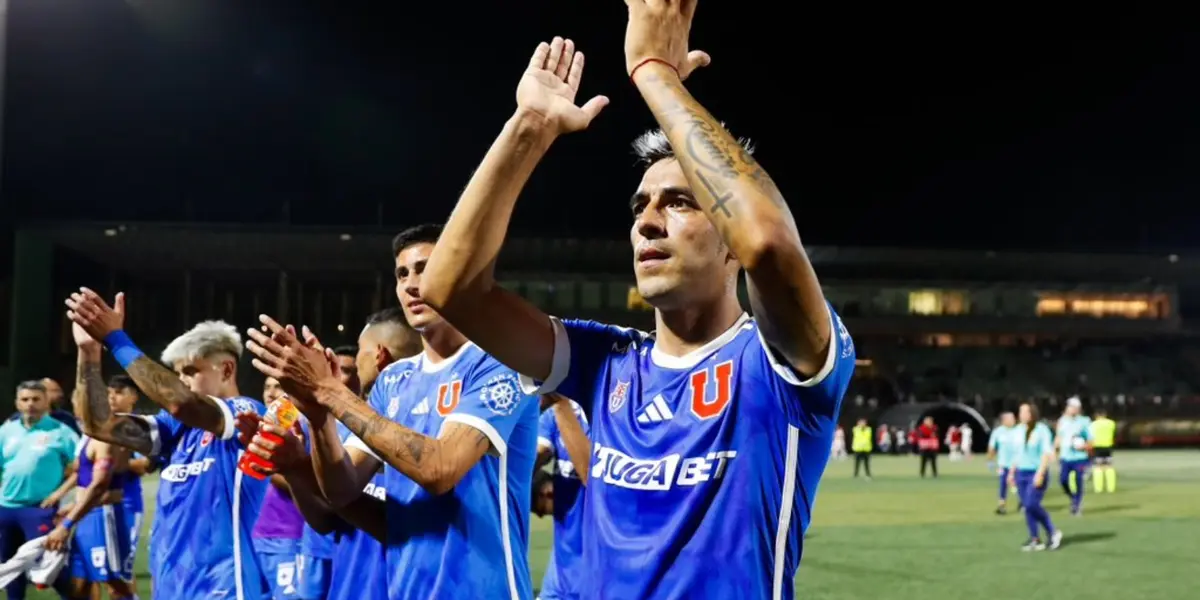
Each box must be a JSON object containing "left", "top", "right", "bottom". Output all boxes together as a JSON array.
[
  {"left": 65, "top": 289, "right": 126, "bottom": 342},
  {"left": 516, "top": 37, "right": 609, "bottom": 136},
  {"left": 246, "top": 315, "right": 337, "bottom": 414},
  {"left": 71, "top": 322, "right": 100, "bottom": 354},
  {"left": 300, "top": 325, "right": 340, "bottom": 378},
  {"left": 624, "top": 0, "right": 711, "bottom": 79}
]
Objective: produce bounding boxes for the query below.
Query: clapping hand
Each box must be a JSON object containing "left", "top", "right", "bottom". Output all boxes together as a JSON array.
[
  {"left": 65, "top": 289, "right": 126, "bottom": 343},
  {"left": 246, "top": 315, "right": 338, "bottom": 415}
]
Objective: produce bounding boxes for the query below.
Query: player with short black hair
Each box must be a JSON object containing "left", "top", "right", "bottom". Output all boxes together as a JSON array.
[
  {"left": 420, "top": 8, "right": 853, "bottom": 598},
  {"left": 245, "top": 224, "right": 540, "bottom": 600}
]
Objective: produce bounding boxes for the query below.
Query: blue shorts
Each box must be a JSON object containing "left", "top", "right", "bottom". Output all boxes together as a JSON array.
[
  {"left": 69, "top": 505, "right": 134, "bottom": 583},
  {"left": 297, "top": 553, "right": 332, "bottom": 600},
  {"left": 123, "top": 506, "right": 143, "bottom": 552},
  {"left": 255, "top": 538, "right": 300, "bottom": 599}
]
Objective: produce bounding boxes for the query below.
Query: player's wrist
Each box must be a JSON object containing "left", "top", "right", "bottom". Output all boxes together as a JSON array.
[
  {"left": 310, "top": 379, "right": 345, "bottom": 411},
  {"left": 103, "top": 329, "right": 144, "bottom": 368},
  {"left": 509, "top": 109, "right": 560, "bottom": 146},
  {"left": 631, "top": 58, "right": 680, "bottom": 87}
]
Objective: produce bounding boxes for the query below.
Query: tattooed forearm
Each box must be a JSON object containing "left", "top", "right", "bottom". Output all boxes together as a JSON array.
[
  {"left": 74, "top": 351, "right": 154, "bottom": 455},
  {"left": 636, "top": 68, "right": 787, "bottom": 240},
  {"left": 77, "top": 361, "right": 112, "bottom": 432},
  {"left": 110, "top": 419, "right": 154, "bottom": 455},
  {"left": 323, "top": 386, "right": 489, "bottom": 495},
  {"left": 330, "top": 396, "right": 432, "bottom": 474},
  {"left": 125, "top": 356, "right": 225, "bottom": 434}
]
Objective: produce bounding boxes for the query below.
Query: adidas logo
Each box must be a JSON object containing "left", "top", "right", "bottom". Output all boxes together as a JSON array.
[
  {"left": 636, "top": 394, "right": 674, "bottom": 424},
  {"left": 412, "top": 398, "right": 430, "bottom": 415}
]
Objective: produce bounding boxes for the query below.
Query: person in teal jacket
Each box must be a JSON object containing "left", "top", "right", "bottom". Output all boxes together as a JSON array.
[{"left": 1006, "top": 402, "right": 1063, "bottom": 551}]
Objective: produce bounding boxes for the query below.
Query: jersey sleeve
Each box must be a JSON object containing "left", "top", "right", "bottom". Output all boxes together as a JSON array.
[
  {"left": 129, "top": 410, "right": 186, "bottom": 458},
  {"left": 442, "top": 360, "right": 538, "bottom": 456},
  {"left": 750, "top": 306, "right": 856, "bottom": 430},
  {"left": 219, "top": 397, "right": 264, "bottom": 444},
  {"left": 988, "top": 429, "right": 999, "bottom": 451},
  {"left": 538, "top": 410, "right": 557, "bottom": 451},
  {"left": 518, "top": 317, "right": 648, "bottom": 419}
]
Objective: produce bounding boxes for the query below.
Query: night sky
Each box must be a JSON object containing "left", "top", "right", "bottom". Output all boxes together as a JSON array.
[{"left": 3, "top": 3, "right": 1198, "bottom": 256}]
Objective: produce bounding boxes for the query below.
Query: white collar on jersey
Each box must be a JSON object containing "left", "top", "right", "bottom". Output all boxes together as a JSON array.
[
  {"left": 650, "top": 313, "right": 752, "bottom": 370},
  {"left": 419, "top": 341, "right": 475, "bottom": 373}
]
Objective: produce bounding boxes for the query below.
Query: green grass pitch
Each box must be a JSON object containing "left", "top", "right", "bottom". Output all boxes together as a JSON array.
[{"left": 29, "top": 450, "right": 1200, "bottom": 598}]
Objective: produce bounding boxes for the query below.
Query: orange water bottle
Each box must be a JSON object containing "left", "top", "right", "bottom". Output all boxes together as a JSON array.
[{"left": 239, "top": 396, "right": 300, "bottom": 480}]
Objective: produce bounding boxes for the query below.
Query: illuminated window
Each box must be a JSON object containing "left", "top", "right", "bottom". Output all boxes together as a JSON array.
[
  {"left": 1036, "top": 298, "right": 1067, "bottom": 315},
  {"left": 1036, "top": 294, "right": 1170, "bottom": 319},
  {"left": 908, "top": 290, "right": 970, "bottom": 315}
]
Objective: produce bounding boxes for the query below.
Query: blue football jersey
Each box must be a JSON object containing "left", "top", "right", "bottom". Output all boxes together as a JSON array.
[
  {"left": 133, "top": 396, "right": 270, "bottom": 600},
  {"left": 521, "top": 310, "right": 855, "bottom": 600},
  {"left": 537, "top": 401, "right": 589, "bottom": 600},
  {"left": 328, "top": 464, "right": 389, "bottom": 600},
  {"left": 344, "top": 345, "right": 539, "bottom": 600},
  {"left": 299, "top": 418, "right": 338, "bottom": 562}
]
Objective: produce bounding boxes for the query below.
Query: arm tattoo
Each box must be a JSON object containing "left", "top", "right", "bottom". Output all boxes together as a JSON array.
[
  {"left": 125, "top": 356, "right": 224, "bottom": 434},
  {"left": 76, "top": 356, "right": 153, "bottom": 455},
  {"left": 639, "top": 70, "right": 786, "bottom": 236},
  {"left": 326, "top": 388, "right": 488, "bottom": 492},
  {"left": 76, "top": 361, "right": 112, "bottom": 431},
  {"left": 330, "top": 393, "right": 434, "bottom": 474}
]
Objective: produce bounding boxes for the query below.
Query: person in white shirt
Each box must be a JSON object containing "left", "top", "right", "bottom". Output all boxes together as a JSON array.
[{"left": 831, "top": 427, "right": 847, "bottom": 461}]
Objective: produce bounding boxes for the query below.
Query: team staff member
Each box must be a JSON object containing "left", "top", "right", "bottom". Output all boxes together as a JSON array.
[
  {"left": 0, "top": 380, "right": 80, "bottom": 599},
  {"left": 6, "top": 378, "right": 81, "bottom": 436},
  {"left": 915, "top": 416, "right": 940, "bottom": 478},
  {"left": 1089, "top": 411, "right": 1117, "bottom": 493},
  {"left": 851, "top": 419, "right": 873, "bottom": 479}
]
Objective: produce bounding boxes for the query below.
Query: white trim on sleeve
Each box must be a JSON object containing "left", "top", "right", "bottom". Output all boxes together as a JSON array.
[
  {"left": 518, "top": 316, "right": 571, "bottom": 396},
  {"left": 213, "top": 396, "right": 236, "bottom": 441},
  {"left": 756, "top": 308, "right": 838, "bottom": 388},
  {"left": 537, "top": 436, "right": 553, "bottom": 450},
  {"left": 344, "top": 434, "right": 381, "bottom": 462},
  {"left": 442, "top": 413, "right": 507, "bottom": 456}
]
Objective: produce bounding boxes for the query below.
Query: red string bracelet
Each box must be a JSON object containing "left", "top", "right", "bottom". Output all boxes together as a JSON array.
[{"left": 630, "top": 57, "right": 678, "bottom": 84}]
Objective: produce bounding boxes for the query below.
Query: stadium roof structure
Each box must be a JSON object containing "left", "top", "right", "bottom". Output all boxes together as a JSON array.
[{"left": 23, "top": 222, "right": 1200, "bottom": 284}]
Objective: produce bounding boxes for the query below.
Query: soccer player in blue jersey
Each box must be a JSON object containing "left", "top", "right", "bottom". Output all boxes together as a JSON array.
[
  {"left": 419, "top": 15, "right": 854, "bottom": 600},
  {"left": 987, "top": 411, "right": 1018, "bottom": 515},
  {"left": 66, "top": 291, "right": 270, "bottom": 599},
  {"left": 245, "top": 225, "right": 540, "bottom": 600},
  {"left": 236, "top": 310, "right": 418, "bottom": 600},
  {"left": 45, "top": 426, "right": 135, "bottom": 599},
  {"left": 1055, "top": 397, "right": 1091, "bottom": 516},
  {"left": 533, "top": 396, "right": 591, "bottom": 600}
]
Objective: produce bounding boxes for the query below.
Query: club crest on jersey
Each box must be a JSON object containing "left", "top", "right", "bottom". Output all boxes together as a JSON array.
[
  {"left": 608, "top": 381, "right": 630, "bottom": 413},
  {"left": 200, "top": 431, "right": 214, "bottom": 447},
  {"left": 232, "top": 398, "right": 257, "bottom": 415},
  {"left": 480, "top": 373, "right": 519, "bottom": 416},
  {"left": 387, "top": 396, "right": 400, "bottom": 418}
]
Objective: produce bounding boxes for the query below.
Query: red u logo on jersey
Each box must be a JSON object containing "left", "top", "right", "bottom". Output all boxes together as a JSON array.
[
  {"left": 688, "top": 360, "right": 734, "bottom": 420},
  {"left": 435, "top": 380, "right": 463, "bottom": 416}
]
